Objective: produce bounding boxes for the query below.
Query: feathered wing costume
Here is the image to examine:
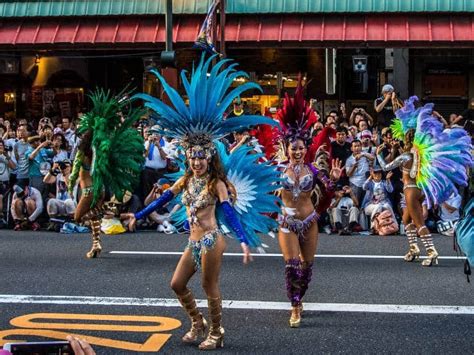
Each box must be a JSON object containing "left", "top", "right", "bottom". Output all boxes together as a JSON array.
[
  {"left": 82, "top": 91, "right": 144, "bottom": 204},
  {"left": 69, "top": 89, "right": 145, "bottom": 258},
  {"left": 166, "top": 142, "right": 281, "bottom": 250},
  {"left": 133, "top": 54, "right": 280, "bottom": 253},
  {"left": 390, "top": 96, "right": 472, "bottom": 208}
]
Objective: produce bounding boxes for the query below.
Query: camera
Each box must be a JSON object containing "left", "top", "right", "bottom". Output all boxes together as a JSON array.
[{"left": 13, "top": 185, "right": 25, "bottom": 199}]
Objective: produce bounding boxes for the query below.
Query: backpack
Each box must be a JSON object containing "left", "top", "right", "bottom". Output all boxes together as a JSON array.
[
  {"left": 455, "top": 198, "right": 474, "bottom": 282},
  {"left": 373, "top": 209, "right": 399, "bottom": 236}
]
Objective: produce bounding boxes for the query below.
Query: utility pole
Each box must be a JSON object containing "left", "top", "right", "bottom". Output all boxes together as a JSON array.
[
  {"left": 219, "top": 0, "right": 226, "bottom": 57},
  {"left": 160, "top": 0, "right": 178, "bottom": 103}
]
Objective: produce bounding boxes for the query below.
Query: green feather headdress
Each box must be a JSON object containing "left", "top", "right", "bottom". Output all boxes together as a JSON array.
[{"left": 78, "top": 89, "right": 145, "bottom": 206}]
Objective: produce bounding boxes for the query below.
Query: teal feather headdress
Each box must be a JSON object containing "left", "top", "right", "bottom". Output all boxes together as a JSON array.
[{"left": 133, "top": 54, "right": 278, "bottom": 158}]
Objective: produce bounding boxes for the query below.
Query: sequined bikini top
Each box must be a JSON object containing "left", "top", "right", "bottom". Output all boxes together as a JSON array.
[
  {"left": 282, "top": 164, "right": 314, "bottom": 200},
  {"left": 182, "top": 175, "right": 216, "bottom": 224}
]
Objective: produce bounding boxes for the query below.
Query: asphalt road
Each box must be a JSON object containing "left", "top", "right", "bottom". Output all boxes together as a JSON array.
[{"left": 0, "top": 230, "right": 472, "bottom": 354}]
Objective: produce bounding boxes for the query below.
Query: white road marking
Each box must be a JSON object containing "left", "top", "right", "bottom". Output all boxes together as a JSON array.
[
  {"left": 0, "top": 295, "right": 472, "bottom": 315},
  {"left": 109, "top": 251, "right": 466, "bottom": 260}
]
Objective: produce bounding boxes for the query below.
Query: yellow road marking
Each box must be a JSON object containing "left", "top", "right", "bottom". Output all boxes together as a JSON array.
[
  {"left": 10, "top": 313, "right": 181, "bottom": 332},
  {"left": 0, "top": 329, "right": 172, "bottom": 352},
  {"left": 0, "top": 313, "right": 182, "bottom": 352}
]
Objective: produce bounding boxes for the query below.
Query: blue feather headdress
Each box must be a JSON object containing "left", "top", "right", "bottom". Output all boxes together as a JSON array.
[{"left": 133, "top": 54, "right": 277, "bottom": 158}]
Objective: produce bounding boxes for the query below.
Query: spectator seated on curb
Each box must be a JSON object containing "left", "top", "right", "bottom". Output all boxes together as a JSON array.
[
  {"left": 103, "top": 190, "right": 143, "bottom": 232},
  {"left": 11, "top": 182, "right": 43, "bottom": 231},
  {"left": 43, "top": 159, "right": 76, "bottom": 231},
  {"left": 329, "top": 184, "right": 363, "bottom": 235},
  {"left": 436, "top": 191, "right": 462, "bottom": 237}
]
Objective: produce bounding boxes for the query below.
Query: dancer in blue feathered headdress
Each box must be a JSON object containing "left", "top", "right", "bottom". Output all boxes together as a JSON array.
[
  {"left": 126, "top": 54, "right": 280, "bottom": 350},
  {"left": 378, "top": 96, "right": 472, "bottom": 267}
]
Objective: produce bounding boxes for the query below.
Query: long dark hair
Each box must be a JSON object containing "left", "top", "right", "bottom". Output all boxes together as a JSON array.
[
  {"left": 78, "top": 130, "right": 93, "bottom": 158},
  {"left": 181, "top": 152, "right": 235, "bottom": 199},
  {"left": 404, "top": 129, "right": 415, "bottom": 153}
]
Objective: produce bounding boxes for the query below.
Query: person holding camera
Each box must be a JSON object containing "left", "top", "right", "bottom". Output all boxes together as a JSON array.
[
  {"left": 11, "top": 182, "right": 43, "bottom": 231},
  {"left": 43, "top": 159, "right": 76, "bottom": 229},
  {"left": 142, "top": 126, "right": 168, "bottom": 200},
  {"left": 0, "top": 139, "right": 15, "bottom": 227},
  {"left": 374, "top": 84, "right": 400, "bottom": 130},
  {"left": 329, "top": 184, "right": 362, "bottom": 234},
  {"left": 25, "top": 135, "right": 54, "bottom": 198},
  {"left": 50, "top": 132, "right": 70, "bottom": 162},
  {"left": 349, "top": 107, "right": 374, "bottom": 128},
  {"left": 13, "top": 125, "right": 30, "bottom": 187}
]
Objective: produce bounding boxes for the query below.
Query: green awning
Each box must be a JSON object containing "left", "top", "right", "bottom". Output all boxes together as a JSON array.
[{"left": 1, "top": 0, "right": 473, "bottom": 18}]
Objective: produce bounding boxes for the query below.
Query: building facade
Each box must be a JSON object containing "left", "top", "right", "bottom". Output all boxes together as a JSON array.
[{"left": 1, "top": 0, "right": 473, "bottom": 120}]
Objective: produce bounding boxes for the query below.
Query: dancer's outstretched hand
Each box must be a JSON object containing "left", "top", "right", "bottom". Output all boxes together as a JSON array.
[
  {"left": 330, "top": 158, "right": 343, "bottom": 181},
  {"left": 241, "top": 243, "right": 253, "bottom": 264}
]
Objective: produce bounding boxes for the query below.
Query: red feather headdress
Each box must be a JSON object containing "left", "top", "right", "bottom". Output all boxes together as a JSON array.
[{"left": 275, "top": 80, "right": 318, "bottom": 145}]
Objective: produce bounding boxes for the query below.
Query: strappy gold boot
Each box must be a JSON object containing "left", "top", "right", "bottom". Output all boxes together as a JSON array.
[
  {"left": 86, "top": 218, "right": 102, "bottom": 258},
  {"left": 419, "top": 227, "right": 439, "bottom": 267},
  {"left": 403, "top": 224, "right": 420, "bottom": 262},
  {"left": 199, "top": 297, "right": 224, "bottom": 350},
  {"left": 177, "top": 290, "right": 207, "bottom": 343}
]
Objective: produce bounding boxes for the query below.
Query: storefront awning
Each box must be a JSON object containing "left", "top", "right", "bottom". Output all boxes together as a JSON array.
[{"left": 1, "top": 14, "right": 473, "bottom": 48}]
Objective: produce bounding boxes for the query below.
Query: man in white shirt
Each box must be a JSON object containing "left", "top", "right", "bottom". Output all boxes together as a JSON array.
[
  {"left": 345, "top": 139, "right": 373, "bottom": 205},
  {"left": 141, "top": 126, "right": 168, "bottom": 198}
]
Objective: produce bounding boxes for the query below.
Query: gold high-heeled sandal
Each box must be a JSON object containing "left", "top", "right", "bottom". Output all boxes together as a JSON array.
[
  {"left": 403, "top": 244, "right": 420, "bottom": 262},
  {"left": 419, "top": 229, "right": 439, "bottom": 267},
  {"left": 177, "top": 290, "right": 208, "bottom": 343},
  {"left": 421, "top": 247, "right": 439, "bottom": 267},
  {"left": 289, "top": 305, "right": 301, "bottom": 328},
  {"left": 199, "top": 297, "right": 224, "bottom": 350},
  {"left": 86, "top": 219, "right": 102, "bottom": 259}
]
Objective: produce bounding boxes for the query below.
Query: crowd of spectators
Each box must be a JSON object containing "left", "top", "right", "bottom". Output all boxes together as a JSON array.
[{"left": 0, "top": 84, "right": 472, "bottom": 236}]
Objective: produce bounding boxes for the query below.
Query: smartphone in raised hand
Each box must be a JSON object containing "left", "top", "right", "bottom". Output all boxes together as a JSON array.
[{"left": 3, "top": 341, "right": 73, "bottom": 355}]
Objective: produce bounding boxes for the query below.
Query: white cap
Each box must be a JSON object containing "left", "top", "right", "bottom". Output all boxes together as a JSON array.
[{"left": 382, "top": 84, "right": 394, "bottom": 93}]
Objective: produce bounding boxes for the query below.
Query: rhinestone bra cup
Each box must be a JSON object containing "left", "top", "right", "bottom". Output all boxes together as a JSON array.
[{"left": 182, "top": 176, "right": 216, "bottom": 224}]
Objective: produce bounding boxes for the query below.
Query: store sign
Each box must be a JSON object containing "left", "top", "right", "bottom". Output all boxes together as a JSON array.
[{"left": 0, "top": 313, "right": 181, "bottom": 352}]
